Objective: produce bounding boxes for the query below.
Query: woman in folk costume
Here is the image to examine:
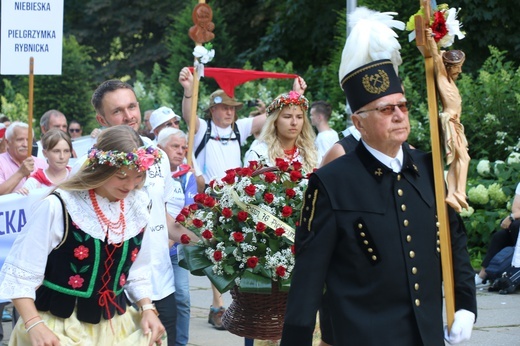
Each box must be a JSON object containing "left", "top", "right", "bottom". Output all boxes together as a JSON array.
[
  {"left": 244, "top": 91, "right": 318, "bottom": 174},
  {"left": 18, "top": 129, "right": 73, "bottom": 194},
  {"left": 0, "top": 125, "right": 166, "bottom": 346}
]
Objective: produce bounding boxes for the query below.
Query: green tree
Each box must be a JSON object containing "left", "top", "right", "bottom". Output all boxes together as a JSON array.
[
  {"left": 33, "top": 36, "right": 97, "bottom": 134},
  {"left": 0, "top": 79, "right": 28, "bottom": 123},
  {"left": 64, "top": 0, "right": 183, "bottom": 80}
]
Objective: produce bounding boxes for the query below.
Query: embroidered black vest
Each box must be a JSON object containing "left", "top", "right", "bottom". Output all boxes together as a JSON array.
[{"left": 35, "top": 198, "right": 144, "bottom": 324}]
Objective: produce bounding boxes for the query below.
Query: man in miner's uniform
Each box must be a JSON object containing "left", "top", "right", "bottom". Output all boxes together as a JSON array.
[{"left": 280, "top": 7, "right": 476, "bottom": 346}]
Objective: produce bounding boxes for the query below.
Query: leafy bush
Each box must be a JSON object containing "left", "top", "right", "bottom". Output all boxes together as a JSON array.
[{"left": 462, "top": 154, "right": 520, "bottom": 267}]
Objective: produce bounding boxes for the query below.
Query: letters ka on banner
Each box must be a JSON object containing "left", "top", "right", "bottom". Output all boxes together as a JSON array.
[{"left": 1, "top": 0, "right": 64, "bottom": 75}]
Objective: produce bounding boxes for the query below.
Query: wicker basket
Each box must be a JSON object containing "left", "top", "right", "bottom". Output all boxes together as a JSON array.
[{"left": 221, "top": 283, "right": 288, "bottom": 340}]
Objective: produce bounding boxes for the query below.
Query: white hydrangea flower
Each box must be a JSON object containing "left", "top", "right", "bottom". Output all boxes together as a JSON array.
[
  {"left": 467, "top": 184, "right": 489, "bottom": 205},
  {"left": 494, "top": 160, "right": 505, "bottom": 176},
  {"left": 507, "top": 152, "right": 520, "bottom": 164},
  {"left": 459, "top": 206, "right": 474, "bottom": 218},
  {"left": 488, "top": 183, "right": 508, "bottom": 205},
  {"left": 476, "top": 160, "right": 491, "bottom": 177}
]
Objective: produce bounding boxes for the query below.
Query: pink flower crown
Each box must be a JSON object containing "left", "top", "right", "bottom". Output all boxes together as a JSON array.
[
  {"left": 266, "top": 91, "right": 309, "bottom": 116},
  {"left": 87, "top": 145, "right": 162, "bottom": 172}
]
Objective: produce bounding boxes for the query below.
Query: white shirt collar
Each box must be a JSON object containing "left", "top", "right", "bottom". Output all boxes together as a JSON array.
[{"left": 361, "top": 141, "right": 404, "bottom": 173}]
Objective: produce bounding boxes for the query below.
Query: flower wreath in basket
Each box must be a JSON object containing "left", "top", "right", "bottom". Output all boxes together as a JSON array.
[
  {"left": 406, "top": 3, "right": 465, "bottom": 48},
  {"left": 177, "top": 158, "right": 309, "bottom": 294}
]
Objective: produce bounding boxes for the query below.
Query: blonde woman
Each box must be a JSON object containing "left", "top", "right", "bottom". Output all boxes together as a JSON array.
[
  {"left": 244, "top": 91, "right": 318, "bottom": 173},
  {"left": 0, "top": 126, "right": 165, "bottom": 346}
]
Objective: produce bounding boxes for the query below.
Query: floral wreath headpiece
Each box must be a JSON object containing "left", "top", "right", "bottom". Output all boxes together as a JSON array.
[
  {"left": 406, "top": 3, "right": 465, "bottom": 49},
  {"left": 87, "top": 145, "right": 162, "bottom": 172},
  {"left": 266, "top": 91, "right": 309, "bottom": 116}
]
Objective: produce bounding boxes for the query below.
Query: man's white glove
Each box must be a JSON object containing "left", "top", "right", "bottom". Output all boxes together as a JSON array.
[{"left": 444, "top": 309, "right": 475, "bottom": 344}]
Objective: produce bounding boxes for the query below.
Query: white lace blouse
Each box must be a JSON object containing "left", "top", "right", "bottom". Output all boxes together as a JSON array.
[{"left": 0, "top": 188, "right": 153, "bottom": 303}]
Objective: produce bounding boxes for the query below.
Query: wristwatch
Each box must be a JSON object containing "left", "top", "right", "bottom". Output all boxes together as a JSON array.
[
  {"left": 139, "top": 303, "right": 159, "bottom": 316},
  {"left": 509, "top": 213, "right": 515, "bottom": 222}
]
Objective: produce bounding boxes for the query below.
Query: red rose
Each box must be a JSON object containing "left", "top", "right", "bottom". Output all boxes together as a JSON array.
[
  {"left": 204, "top": 196, "right": 216, "bottom": 207},
  {"left": 248, "top": 161, "right": 259, "bottom": 170},
  {"left": 263, "top": 172, "right": 276, "bottom": 183},
  {"left": 68, "top": 274, "right": 84, "bottom": 289},
  {"left": 275, "top": 228, "right": 285, "bottom": 237},
  {"left": 295, "top": 221, "right": 299, "bottom": 227},
  {"left": 222, "top": 207, "right": 233, "bottom": 218},
  {"left": 290, "top": 170, "right": 303, "bottom": 182},
  {"left": 180, "top": 234, "right": 191, "bottom": 244},
  {"left": 209, "top": 180, "right": 216, "bottom": 189},
  {"left": 73, "top": 245, "right": 89, "bottom": 260},
  {"left": 119, "top": 273, "right": 126, "bottom": 287},
  {"left": 256, "top": 222, "right": 266, "bottom": 233},
  {"left": 431, "top": 11, "right": 447, "bottom": 42},
  {"left": 237, "top": 211, "right": 248, "bottom": 222},
  {"left": 175, "top": 214, "right": 186, "bottom": 223},
  {"left": 285, "top": 188, "right": 296, "bottom": 199},
  {"left": 276, "top": 265, "right": 286, "bottom": 277},
  {"left": 180, "top": 207, "right": 190, "bottom": 216},
  {"left": 131, "top": 248, "right": 139, "bottom": 262},
  {"left": 233, "top": 232, "right": 245, "bottom": 242},
  {"left": 222, "top": 170, "right": 236, "bottom": 184},
  {"left": 281, "top": 206, "right": 293, "bottom": 217},
  {"left": 194, "top": 193, "right": 206, "bottom": 203},
  {"left": 247, "top": 256, "right": 259, "bottom": 268},
  {"left": 275, "top": 158, "right": 290, "bottom": 172},
  {"left": 192, "top": 218, "right": 204, "bottom": 228},
  {"left": 244, "top": 184, "right": 256, "bottom": 196},
  {"left": 239, "top": 167, "right": 253, "bottom": 177},
  {"left": 291, "top": 244, "right": 296, "bottom": 254},
  {"left": 292, "top": 161, "right": 303, "bottom": 171},
  {"left": 201, "top": 229, "right": 213, "bottom": 239},
  {"left": 189, "top": 203, "right": 198, "bottom": 211},
  {"left": 263, "top": 192, "right": 274, "bottom": 204},
  {"left": 213, "top": 250, "right": 223, "bottom": 261}
]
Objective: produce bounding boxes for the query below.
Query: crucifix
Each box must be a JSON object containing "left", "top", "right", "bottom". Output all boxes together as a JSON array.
[{"left": 414, "top": 0, "right": 456, "bottom": 328}]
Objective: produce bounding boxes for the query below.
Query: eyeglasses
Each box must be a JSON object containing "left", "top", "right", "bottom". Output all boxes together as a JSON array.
[
  {"left": 69, "top": 128, "right": 81, "bottom": 133},
  {"left": 356, "top": 101, "right": 411, "bottom": 116},
  {"left": 164, "top": 120, "right": 180, "bottom": 127}
]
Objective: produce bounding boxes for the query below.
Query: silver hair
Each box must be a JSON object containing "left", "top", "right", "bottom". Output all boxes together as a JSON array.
[
  {"left": 156, "top": 127, "right": 187, "bottom": 147},
  {"left": 5, "top": 121, "right": 34, "bottom": 141}
]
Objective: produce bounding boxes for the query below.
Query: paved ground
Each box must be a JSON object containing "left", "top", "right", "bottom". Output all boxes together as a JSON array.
[{"left": 2, "top": 277, "right": 519, "bottom": 345}]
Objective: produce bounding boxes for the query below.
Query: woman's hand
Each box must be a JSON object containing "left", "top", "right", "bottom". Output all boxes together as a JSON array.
[
  {"left": 293, "top": 76, "right": 307, "bottom": 95},
  {"left": 141, "top": 310, "right": 165, "bottom": 346},
  {"left": 179, "top": 67, "right": 194, "bottom": 92},
  {"left": 500, "top": 216, "right": 512, "bottom": 230},
  {"left": 27, "top": 321, "right": 61, "bottom": 346},
  {"left": 16, "top": 187, "right": 30, "bottom": 195}
]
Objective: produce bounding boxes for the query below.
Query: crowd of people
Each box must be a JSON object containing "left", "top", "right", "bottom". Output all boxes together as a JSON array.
[{"left": 2, "top": 5, "right": 518, "bottom": 346}]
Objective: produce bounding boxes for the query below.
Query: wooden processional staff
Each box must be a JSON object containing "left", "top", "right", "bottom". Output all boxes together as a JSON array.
[{"left": 414, "top": 0, "right": 455, "bottom": 328}]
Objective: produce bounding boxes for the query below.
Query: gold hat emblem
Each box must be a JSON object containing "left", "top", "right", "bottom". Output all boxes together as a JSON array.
[{"left": 362, "top": 69, "right": 390, "bottom": 94}]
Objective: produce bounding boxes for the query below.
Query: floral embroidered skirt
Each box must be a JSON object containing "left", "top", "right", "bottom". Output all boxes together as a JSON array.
[{"left": 9, "top": 307, "right": 162, "bottom": 346}]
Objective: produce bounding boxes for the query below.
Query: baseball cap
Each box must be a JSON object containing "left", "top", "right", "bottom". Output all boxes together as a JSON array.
[
  {"left": 0, "top": 123, "right": 5, "bottom": 139},
  {"left": 209, "top": 90, "right": 243, "bottom": 110},
  {"left": 150, "top": 106, "right": 181, "bottom": 131}
]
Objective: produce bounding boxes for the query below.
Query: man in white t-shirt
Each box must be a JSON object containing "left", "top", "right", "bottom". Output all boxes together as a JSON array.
[
  {"left": 91, "top": 79, "right": 193, "bottom": 345},
  {"left": 179, "top": 69, "right": 264, "bottom": 184},
  {"left": 309, "top": 101, "right": 339, "bottom": 165}
]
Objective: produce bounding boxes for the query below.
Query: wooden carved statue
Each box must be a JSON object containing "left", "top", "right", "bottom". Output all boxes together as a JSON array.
[
  {"left": 189, "top": 3, "right": 215, "bottom": 44},
  {"left": 426, "top": 27, "right": 470, "bottom": 213}
]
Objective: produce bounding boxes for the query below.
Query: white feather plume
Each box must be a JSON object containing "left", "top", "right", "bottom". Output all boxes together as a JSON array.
[{"left": 338, "top": 7, "right": 405, "bottom": 84}]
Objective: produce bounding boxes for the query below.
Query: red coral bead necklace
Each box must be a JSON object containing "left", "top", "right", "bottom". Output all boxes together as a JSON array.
[{"left": 89, "top": 189, "right": 126, "bottom": 243}]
